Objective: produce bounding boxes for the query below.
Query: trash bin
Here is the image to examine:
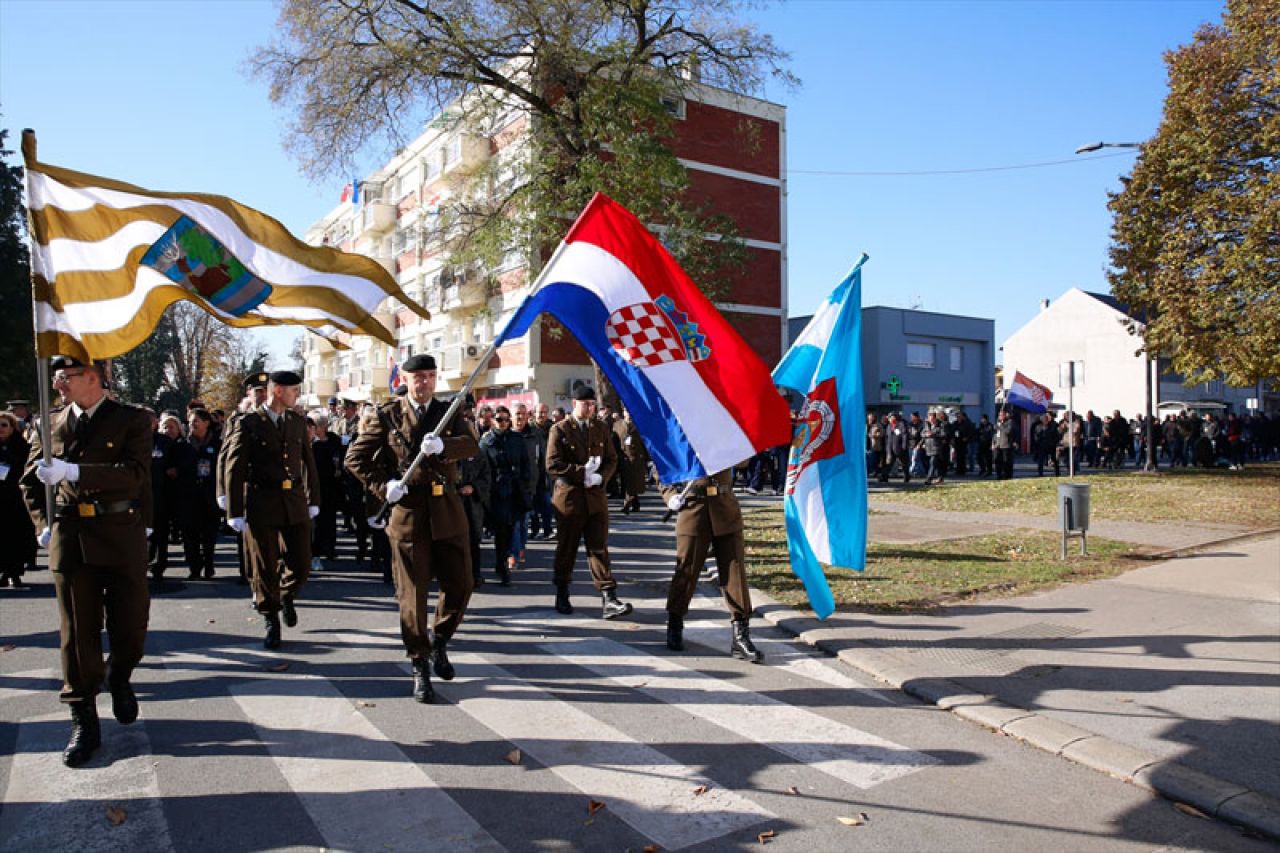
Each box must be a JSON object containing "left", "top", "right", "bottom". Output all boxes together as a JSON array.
[{"left": 1058, "top": 483, "right": 1090, "bottom": 531}]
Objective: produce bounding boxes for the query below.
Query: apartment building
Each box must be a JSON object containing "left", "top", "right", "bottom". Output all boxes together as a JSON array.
[{"left": 299, "top": 84, "right": 786, "bottom": 411}]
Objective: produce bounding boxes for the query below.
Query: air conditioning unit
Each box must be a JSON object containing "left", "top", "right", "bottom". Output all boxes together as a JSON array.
[{"left": 465, "top": 344, "right": 479, "bottom": 358}]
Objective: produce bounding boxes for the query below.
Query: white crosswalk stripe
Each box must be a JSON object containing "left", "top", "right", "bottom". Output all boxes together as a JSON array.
[
  {"left": 425, "top": 651, "right": 776, "bottom": 851},
  {"left": 542, "top": 636, "right": 939, "bottom": 789},
  {"left": 0, "top": 711, "right": 172, "bottom": 853},
  {"left": 230, "top": 676, "right": 503, "bottom": 852}
]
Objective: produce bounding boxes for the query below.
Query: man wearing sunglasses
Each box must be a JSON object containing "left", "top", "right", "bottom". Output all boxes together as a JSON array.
[{"left": 20, "top": 355, "right": 153, "bottom": 768}]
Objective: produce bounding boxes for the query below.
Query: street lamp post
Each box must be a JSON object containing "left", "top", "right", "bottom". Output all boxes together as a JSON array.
[{"left": 1074, "top": 140, "right": 1154, "bottom": 470}]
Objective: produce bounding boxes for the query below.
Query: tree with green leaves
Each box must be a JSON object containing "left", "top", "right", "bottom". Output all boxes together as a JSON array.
[
  {"left": 0, "top": 127, "right": 36, "bottom": 405},
  {"left": 1106, "top": 0, "right": 1279, "bottom": 388},
  {"left": 251, "top": 0, "right": 794, "bottom": 403}
]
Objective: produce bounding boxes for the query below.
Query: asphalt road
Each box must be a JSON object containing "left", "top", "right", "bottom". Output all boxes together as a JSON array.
[{"left": 0, "top": 514, "right": 1268, "bottom": 852}]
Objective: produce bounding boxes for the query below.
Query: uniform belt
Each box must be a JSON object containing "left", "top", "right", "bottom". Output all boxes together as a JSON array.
[
  {"left": 406, "top": 483, "right": 456, "bottom": 496},
  {"left": 557, "top": 477, "right": 602, "bottom": 489},
  {"left": 250, "top": 479, "right": 296, "bottom": 491},
  {"left": 56, "top": 499, "right": 140, "bottom": 518}
]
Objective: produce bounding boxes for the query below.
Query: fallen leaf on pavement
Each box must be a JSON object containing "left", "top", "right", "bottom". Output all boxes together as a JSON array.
[
  {"left": 588, "top": 799, "right": 605, "bottom": 816},
  {"left": 207, "top": 619, "right": 216, "bottom": 624},
  {"left": 1175, "top": 803, "right": 1209, "bottom": 819},
  {"left": 786, "top": 786, "right": 800, "bottom": 796},
  {"left": 105, "top": 806, "right": 127, "bottom": 826},
  {"left": 642, "top": 846, "right": 660, "bottom": 853},
  {"left": 0, "top": 645, "right": 15, "bottom": 653},
  {"left": 505, "top": 749, "right": 522, "bottom": 765},
  {"left": 267, "top": 662, "right": 290, "bottom": 672},
  {"left": 356, "top": 700, "right": 376, "bottom": 708},
  {"left": 692, "top": 785, "right": 708, "bottom": 796},
  {"left": 757, "top": 829, "right": 776, "bottom": 844},
  {"left": 836, "top": 813, "right": 868, "bottom": 826}
]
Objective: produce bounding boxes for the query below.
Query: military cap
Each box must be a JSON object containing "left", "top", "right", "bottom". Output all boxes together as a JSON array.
[
  {"left": 327, "top": 396, "right": 340, "bottom": 405},
  {"left": 573, "top": 384, "right": 597, "bottom": 402},
  {"left": 6, "top": 399, "right": 30, "bottom": 408},
  {"left": 269, "top": 370, "right": 303, "bottom": 386},
  {"left": 50, "top": 355, "right": 86, "bottom": 371},
  {"left": 244, "top": 371, "right": 270, "bottom": 389},
  {"left": 341, "top": 398, "right": 358, "bottom": 408},
  {"left": 402, "top": 353, "right": 437, "bottom": 372}
]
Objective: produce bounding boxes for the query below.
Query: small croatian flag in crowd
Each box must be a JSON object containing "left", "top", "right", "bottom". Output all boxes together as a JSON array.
[{"left": 1007, "top": 370, "right": 1052, "bottom": 413}]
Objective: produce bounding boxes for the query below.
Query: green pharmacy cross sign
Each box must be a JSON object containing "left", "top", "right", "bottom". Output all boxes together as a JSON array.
[{"left": 885, "top": 375, "right": 902, "bottom": 395}]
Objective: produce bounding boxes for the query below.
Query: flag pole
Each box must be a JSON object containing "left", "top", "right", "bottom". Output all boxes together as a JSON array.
[
  {"left": 20, "top": 129, "right": 56, "bottom": 524},
  {"left": 372, "top": 237, "right": 572, "bottom": 523}
]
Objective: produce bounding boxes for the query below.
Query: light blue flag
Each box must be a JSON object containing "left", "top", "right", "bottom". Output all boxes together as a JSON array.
[{"left": 771, "top": 254, "right": 869, "bottom": 619}]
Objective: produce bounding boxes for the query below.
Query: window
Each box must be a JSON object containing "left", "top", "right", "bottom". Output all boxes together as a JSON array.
[
  {"left": 424, "top": 152, "right": 441, "bottom": 181},
  {"left": 949, "top": 345, "right": 963, "bottom": 371},
  {"left": 444, "top": 137, "right": 462, "bottom": 167},
  {"left": 449, "top": 324, "right": 463, "bottom": 344},
  {"left": 471, "top": 316, "right": 486, "bottom": 342},
  {"left": 660, "top": 94, "right": 686, "bottom": 120},
  {"left": 907, "top": 343, "right": 935, "bottom": 369}
]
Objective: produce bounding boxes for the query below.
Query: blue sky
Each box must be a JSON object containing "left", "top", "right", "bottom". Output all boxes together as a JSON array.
[{"left": 0, "top": 0, "right": 1222, "bottom": 367}]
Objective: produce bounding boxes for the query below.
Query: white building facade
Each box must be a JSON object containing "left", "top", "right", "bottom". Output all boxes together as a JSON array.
[{"left": 1002, "top": 288, "right": 1269, "bottom": 417}]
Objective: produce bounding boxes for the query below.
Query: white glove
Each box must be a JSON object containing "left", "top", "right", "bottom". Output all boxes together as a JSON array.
[
  {"left": 367, "top": 514, "right": 387, "bottom": 530},
  {"left": 308, "top": 505, "right": 320, "bottom": 519},
  {"left": 585, "top": 472, "right": 603, "bottom": 488},
  {"left": 35, "top": 458, "right": 79, "bottom": 485},
  {"left": 37, "top": 527, "right": 51, "bottom": 549},
  {"left": 584, "top": 455, "right": 601, "bottom": 475},
  {"left": 420, "top": 433, "right": 444, "bottom": 456},
  {"left": 385, "top": 478, "right": 407, "bottom": 504},
  {"left": 146, "top": 528, "right": 154, "bottom": 537},
  {"left": 216, "top": 494, "right": 228, "bottom": 511},
  {"left": 228, "top": 517, "right": 246, "bottom": 534},
  {"left": 666, "top": 495, "right": 685, "bottom": 512}
]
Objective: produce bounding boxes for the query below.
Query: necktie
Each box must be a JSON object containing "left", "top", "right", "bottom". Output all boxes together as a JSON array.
[{"left": 74, "top": 411, "right": 90, "bottom": 447}]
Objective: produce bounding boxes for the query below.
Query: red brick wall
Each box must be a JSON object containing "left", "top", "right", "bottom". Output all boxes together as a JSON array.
[
  {"left": 672, "top": 101, "right": 780, "bottom": 178},
  {"left": 684, "top": 170, "right": 779, "bottom": 244},
  {"left": 541, "top": 321, "right": 591, "bottom": 365},
  {"left": 489, "top": 341, "right": 526, "bottom": 369},
  {"left": 723, "top": 311, "right": 784, "bottom": 366}
]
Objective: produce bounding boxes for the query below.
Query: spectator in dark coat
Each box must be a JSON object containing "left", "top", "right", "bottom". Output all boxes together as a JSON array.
[
  {"left": 479, "top": 407, "right": 530, "bottom": 585},
  {"left": 0, "top": 411, "right": 35, "bottom": 586}
]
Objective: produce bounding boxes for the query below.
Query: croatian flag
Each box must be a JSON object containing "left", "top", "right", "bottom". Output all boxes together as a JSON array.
[
  {"left": 491, "top": 193, "right": 792, "bottom": 481},
  {"left": 388, "top": 353, "right": 402, "bottom": 393},
  {"left": 771, "top": 255, "right": 870, "bottom": 620},
  {"left": 1007, "top": 370, "right": 1052, "bottom": 414}
]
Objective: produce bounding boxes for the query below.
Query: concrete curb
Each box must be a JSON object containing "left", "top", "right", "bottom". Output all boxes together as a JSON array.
[
  {"left": 1133, "top": 526, "right": 1280, "bottom": 561},
  {"left": 749, "top": 591, "right": 1280, "bottom": 842}
]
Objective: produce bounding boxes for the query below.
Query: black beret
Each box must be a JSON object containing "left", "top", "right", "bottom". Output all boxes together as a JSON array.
[
  {"left": 269, "top": 370, "right": 303, "bottom": 386},
  {"left": 244, "top": 371, "right": 270, "bottom": 389},
  {"left": 50, "top": 355, "right": 86, "bottom": 371},
  {"left": 402, "top": 353, "right": 437, "bottom": 372},
  {"left": 573, "top": 384, "right": 597, "bottom": 401}
]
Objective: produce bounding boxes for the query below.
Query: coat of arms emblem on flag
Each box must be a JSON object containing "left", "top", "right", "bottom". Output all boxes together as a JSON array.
[{"left": 140, "top": 216, "right": 271, "bottom": 317}]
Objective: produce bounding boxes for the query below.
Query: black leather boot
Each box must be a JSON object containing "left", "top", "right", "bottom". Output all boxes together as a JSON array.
[
  {"left": 282, "top": 597, "right": 298, "bottom": 628},
  {"left": 554, "top": 586, "right": 574, "bottom": 615},
  {"left": 263, "top": 612, "right": 282, "bottom": 650},
  {"left": 63, "top": 700, "right": 101, "bottom": 767},
  {"left": 666, "top": 614, "right": 684, "bottom": 651},
  {"left": 430, "top": 635, "right": 455, "bottom": 681},
  {"left": 411, "top": 657, "right": 434, "bottom": 703},
  {"left": 106, "top": 671, "right": 138, "bottom": 725},
  {"left": 601, "top": 588, "right": 633, "bottom": 620},
  {"left": 730, "top": 620, "right": 764, "bottom": 663}
]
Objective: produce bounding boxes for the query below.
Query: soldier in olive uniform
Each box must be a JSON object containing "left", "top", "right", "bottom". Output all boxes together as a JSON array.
[
  {"left": 662, "top": 468, "right": 763, "bottom": 662},
  {"left": 217, "top": 372, "right": 269, "bottom": 586},
  {"left": 344, "top": 354, "right": 478, "bottom": 703},
  {"left": 20, "top": 356, "right": 153, "bottom": 767},
  {"left": 545, "top": 385, "right": 632, "bottom": 619},
  {"left": 222, "top": 371, "right": 319, "bottom": 649},
  {"left": 613, "top": 408, "right": 650, "bottom": 514}
]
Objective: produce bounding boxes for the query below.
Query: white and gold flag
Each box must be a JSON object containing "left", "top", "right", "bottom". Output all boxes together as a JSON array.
[{"left": 22, "top": 131, "right": 427, "bottom": 361}]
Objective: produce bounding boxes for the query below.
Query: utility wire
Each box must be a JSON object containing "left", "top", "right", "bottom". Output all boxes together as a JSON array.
[{"left": 791, "top": 150, "right": 1136, "bottom": 177}]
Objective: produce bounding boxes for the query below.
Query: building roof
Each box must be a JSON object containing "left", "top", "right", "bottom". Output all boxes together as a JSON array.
[{"left": 1084, "top": 291, "right": 1146, "bottom": 323}]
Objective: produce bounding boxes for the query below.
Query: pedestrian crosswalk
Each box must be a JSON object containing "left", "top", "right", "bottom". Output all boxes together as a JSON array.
[{"left": 0, "top": 618, "right": 936, "bottom": 852}]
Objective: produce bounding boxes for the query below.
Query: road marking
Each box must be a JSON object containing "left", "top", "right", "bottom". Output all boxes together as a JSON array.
[
  {"left": 0, "top": 668, "right": 60, "bottom": 703},
  {"left": 426, "top": 653, "right": 775, "bottom": 851},
  {"left": 0, "top": 712, "right": 172, "bottom": 853},
  {"left": 683, "top": 616, "right": 897, "bottom": 702},
  {"left": 544, "top": 637, "right": 939, "bottom": 789},
  {"left": 231, "top": 676, "right": 503, "bottom": 852}
]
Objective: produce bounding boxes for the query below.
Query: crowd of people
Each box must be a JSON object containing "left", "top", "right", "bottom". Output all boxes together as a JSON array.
[
  {"left": 862, "top": 406, "right": 1280, "bottom": 483},
  {"left": 5, "top": 356, "right": 764, "bottom": 767}
]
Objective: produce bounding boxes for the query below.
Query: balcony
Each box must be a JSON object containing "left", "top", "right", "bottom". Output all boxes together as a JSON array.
[
  {"left": 443, "top": 280, "right": 486, "bottom": 311},
  {"left": 438, "top": 342, "right": 484, "bottom": 379},
  {"left": 309, "top": 377, "right": 337, "bottom": 397},
  {"left": 358, "top": 202, "right": 397, "bottom": 237}
]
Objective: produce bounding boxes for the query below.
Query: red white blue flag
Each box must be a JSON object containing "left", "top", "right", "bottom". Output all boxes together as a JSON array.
[
  {"left": 492, "top": 193, "right": 792, "bottom": 481},
  {"left": 1007, "top": 370, "right": 1052, "bottom": 414}
]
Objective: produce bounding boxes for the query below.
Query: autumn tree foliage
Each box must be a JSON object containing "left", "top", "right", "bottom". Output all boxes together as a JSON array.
[{"left": 1106, "top": 0, "right": 1279, "bottom": 387}]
